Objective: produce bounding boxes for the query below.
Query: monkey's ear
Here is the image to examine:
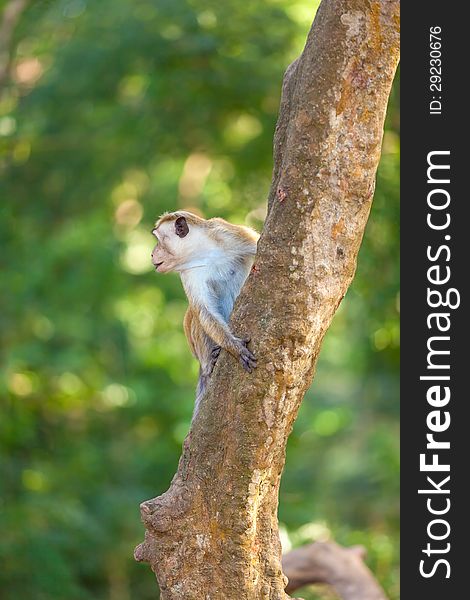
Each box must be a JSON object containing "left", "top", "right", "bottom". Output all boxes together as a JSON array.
[{"left": 175, "top": 216, "right": 189, "bottom": 238}]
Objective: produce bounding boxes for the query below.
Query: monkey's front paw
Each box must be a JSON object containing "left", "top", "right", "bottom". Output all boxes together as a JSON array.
[{"left": 235, "top": 338, "right": 257, "bottom": 373}]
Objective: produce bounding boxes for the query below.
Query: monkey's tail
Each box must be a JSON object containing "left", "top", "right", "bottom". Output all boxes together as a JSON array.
[{"left": 193, "top": 369, "right": 209, "bottom": 420}]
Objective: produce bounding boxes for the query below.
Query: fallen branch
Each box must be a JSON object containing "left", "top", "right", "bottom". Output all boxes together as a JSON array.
[{"left": 283, "top": 541, "right": 387, "bottom": 599}]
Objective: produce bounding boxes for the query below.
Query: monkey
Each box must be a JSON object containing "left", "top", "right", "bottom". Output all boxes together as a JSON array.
[{"left": 151, "top": 211, "right": 259, "bottom": 414}]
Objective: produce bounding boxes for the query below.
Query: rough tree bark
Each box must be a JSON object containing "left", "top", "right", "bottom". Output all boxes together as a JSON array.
[{"left": 135, "top": 0, "right": 400, "bottom": 598}]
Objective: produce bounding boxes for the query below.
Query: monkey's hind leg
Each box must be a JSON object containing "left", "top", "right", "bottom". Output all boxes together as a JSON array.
[{"left": 209, "top": 345, "right": 221, "bottom": 374}]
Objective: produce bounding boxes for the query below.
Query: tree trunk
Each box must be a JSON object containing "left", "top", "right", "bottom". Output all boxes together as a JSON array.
[{"left": 134, "top": 1, "right": 400, "bottom": 598}]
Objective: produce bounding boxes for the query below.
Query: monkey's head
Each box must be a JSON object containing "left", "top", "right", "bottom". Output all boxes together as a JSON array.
[{"left": 151, "top": 211, "right": 208, "bottom": 273}]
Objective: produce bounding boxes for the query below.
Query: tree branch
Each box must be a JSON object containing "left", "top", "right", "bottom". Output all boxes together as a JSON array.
[
  {"left": 282, "top": 542, "right": 387, "bottom": 599},
  {"left": 0, "top": 0, "right": 29, "bottom": 91},
  {"left": 135, "top": 1, "right": 399, "bottom": 598}
]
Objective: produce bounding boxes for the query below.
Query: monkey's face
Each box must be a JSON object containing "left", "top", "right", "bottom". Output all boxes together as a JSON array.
[{"left": 151, "top": 216, "right": 192, "bottom": 273}]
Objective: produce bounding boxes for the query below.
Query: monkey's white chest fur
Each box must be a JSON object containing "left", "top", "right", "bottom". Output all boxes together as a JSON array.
[{"left": 181, "top": 253, "right": 251, "bottom": 323}]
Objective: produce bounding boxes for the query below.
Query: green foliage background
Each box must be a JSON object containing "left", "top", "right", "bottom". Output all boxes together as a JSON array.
[{"left": 0, "top": 1, "right": 399, "bottom": 598}]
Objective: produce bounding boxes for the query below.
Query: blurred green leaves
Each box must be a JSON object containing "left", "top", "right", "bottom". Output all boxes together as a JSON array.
[{"left": 0, "top": 1, "right": 398, "bottom": 598}]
